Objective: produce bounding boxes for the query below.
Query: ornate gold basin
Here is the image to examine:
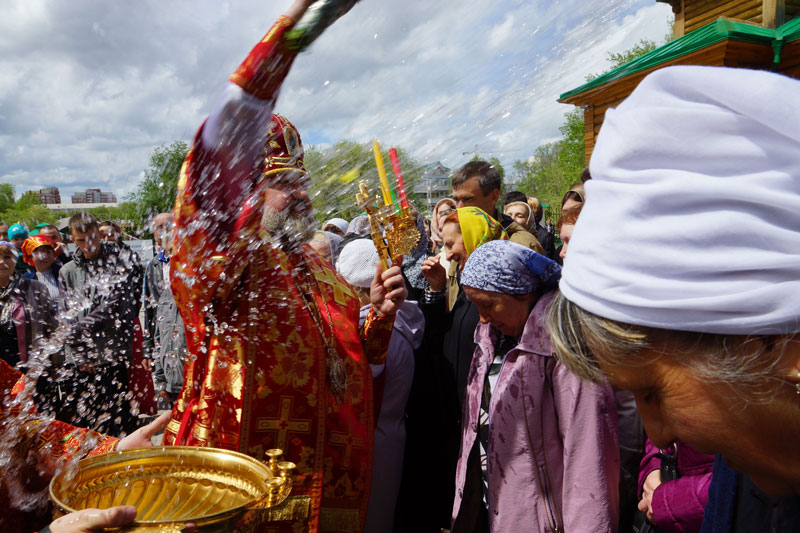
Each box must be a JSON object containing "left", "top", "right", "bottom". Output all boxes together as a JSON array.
[{"left": 50, "top": 446, "right": 295, "bottom": 532}]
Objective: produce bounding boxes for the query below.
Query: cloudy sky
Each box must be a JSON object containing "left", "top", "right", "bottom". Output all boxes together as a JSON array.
[{"left": 0, "top": 0, "right": 671, "bottom": 201}]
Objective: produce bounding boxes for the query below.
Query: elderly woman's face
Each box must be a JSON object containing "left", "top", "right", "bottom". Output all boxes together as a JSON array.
[
  {"left": 597, "top": 340, "right": 800, "bottom": 497},
  {"left": 463, "top": 286, "right": 535, "bottom": 337},
  {"left": 436, "top": 204, "right": 456, "bottom": 232},
  {"left": 442, "top": 221, "right": 467, "bottom": 271}
]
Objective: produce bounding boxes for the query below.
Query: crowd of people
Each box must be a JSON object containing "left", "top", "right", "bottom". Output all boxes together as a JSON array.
[{"left": 1, "top": 1, "right": 799, "bottom": 532}]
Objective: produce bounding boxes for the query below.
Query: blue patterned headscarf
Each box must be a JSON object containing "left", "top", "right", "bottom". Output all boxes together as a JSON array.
[{"left": 461, "top": 240, "right": 561, "bottom": 295}]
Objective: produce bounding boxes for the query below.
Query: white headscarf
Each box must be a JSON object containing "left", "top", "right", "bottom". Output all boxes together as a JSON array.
[
  {"left": 560, "top": 66, "right": 800, "bottom": 335},
  {"left": 336, "top": 238, "right": 379, "bottom": 288},
  {"left": 323, "top": 217, "right": 349, "bottom": 235}
]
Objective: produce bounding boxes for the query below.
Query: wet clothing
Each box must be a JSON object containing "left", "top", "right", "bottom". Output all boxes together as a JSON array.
[
  {"left": 452, "top": 291, "right": 620, "bottom": 532},
  {"left": 0, "top": 274, "right": 57, "bottom": 367},
  {"left": 151, "top": 278, "right": 187, "bottom": 396},
  {"left": 0, "top": 359, "right": 117, "bottom": 533},
  {"left": 35, "top": 266, "right": 62, "bottom": 305},
  {"left": 142, "top": 253, "right": 168, "bottom": 356},
  {"left": 161, "top": 15, "right": 395, "bottom": 533},
  {"left": 57, "top": 241, "right": 142, "bottom": 435},
  {"left": 143, "top": 255, "right": 187, "bottom": 399}
]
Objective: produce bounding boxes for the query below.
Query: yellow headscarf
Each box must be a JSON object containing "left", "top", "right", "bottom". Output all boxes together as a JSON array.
[{"left": 456, "top": 207, "right": 508, "bottom": 256}]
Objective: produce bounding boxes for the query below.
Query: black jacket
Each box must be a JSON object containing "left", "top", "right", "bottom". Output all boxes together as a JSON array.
[
  {"left": 407, "top": 288, "right": 481, "bottom": 531},
  {"left": 55, "top": 242, "right": 143, "bottom": 434}
]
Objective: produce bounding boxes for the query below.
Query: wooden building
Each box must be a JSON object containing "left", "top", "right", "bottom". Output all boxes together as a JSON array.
[{"left": 560, "top": 0, "right": 800, "bottom": 163}]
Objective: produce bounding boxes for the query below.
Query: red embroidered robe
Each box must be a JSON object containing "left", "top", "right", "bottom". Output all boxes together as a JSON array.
[
  {"left": 1, "top": 360, "right": 117, "bottom": 533},
  {"left": 162, "top": 15, "right": 393, "bottom": 533}
]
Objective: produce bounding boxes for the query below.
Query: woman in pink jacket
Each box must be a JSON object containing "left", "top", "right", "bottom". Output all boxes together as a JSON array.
[
  {"left": 637, "top": 438, "right": 714, "bottom": 532},
  {"left": 451, "top": 240, "right": 620, "bottom": 532}
]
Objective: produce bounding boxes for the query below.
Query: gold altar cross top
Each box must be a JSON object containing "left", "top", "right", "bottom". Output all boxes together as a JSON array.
[
  {"left": 329, "top": 429, "right": 365, "bottom": 469},
  {"left": 256, "top": 396, "right": 312, "bottom": 451},
  {"left": 314, "top": 266, "right": 355, "bottom": 306}
]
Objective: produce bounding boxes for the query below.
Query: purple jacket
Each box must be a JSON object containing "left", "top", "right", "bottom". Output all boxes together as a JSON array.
[
  {"left": 362, "top": 301, "right": 424, "bottom": 533},
  {"left": 638, "top": 439, "right": 714, "bottom": 533},
  {"left": 451, "top": 291, "right": 620, "bottom": 532}
]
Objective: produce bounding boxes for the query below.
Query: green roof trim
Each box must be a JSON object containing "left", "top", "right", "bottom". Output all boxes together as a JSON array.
[
  {"left": 777, "top": 16, "right": 800, "bottom": 42},
  {"left": 560, "top": 18, "right": 783, "bottom": 101}
]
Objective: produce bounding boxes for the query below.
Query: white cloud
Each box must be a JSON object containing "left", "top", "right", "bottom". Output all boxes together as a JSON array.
[
  {"left": 489, "top": 13, "right": 516, "bottom": 50},
  {"left": 0, "top": 0, "right": 672, "bottom": 202}
]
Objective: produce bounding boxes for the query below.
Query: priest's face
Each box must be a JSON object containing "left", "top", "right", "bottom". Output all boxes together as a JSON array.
[{"left": 262, "top": 169, "right": 315, "bottom": 251}]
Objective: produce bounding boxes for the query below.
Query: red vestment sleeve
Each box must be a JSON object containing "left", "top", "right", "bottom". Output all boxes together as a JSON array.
[
  {"left": 1, "top": 361, "right": 118, "bottom": 465},
  {"left": 360, "top": 307, "right": 394, "bottom": 366},
  {"left": 170, "top": 16, "right": 298, "bottom": 359}
]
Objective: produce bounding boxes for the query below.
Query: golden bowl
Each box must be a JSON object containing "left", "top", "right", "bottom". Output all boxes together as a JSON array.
[{"left": 50, "top": 446, "right": 295, "bottom": 532}]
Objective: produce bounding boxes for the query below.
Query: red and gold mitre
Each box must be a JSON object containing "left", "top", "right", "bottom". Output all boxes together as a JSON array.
[
  {"left": 264, "top": 113, "right": 304, "bottom": 177},
  {"left": 21, "top": 234, "right": 53, "bottom": 266}
]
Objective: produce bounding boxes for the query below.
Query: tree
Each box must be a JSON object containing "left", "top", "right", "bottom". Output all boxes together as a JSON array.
[
  {"left": 126, "top": 141, "right": 189, "bottom": 232},
  {"left": 305, "top": 140, "right": 426, "bottom": 223},
  {"left": 607, "top": 38, "right": 657, "bottom": 69},
  {"left": 0, "top": 184, "right": 14, "bottom": 213},
  {"left": 0, "top": 188, "right": 59, "bottom": 229},
  {"left": 515, "top": 108, "right": 585, "bottom": 212}
]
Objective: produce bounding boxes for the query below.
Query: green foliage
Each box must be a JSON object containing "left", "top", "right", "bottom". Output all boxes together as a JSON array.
[
  {"left": 514, "top": 108, "right": 585, "bottom": 215},
  {"left": 607, "top": 38, "right": 657, "bottom": 69},
  {"left": 125, "top": 140, "right": 189, "bottom": 231},
  {"left": 0, "top": 184, "right": 14, "bottom": 213},
  {"left": 306, "top": 140, "right": 426, "bottom": 223},
  {"left": 0, "top": 186, "right": 59, "bottom": 229}
]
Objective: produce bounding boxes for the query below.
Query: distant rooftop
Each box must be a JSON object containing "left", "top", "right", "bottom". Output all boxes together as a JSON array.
[{"left": 46, "top": 202, "right": 120, "bottom": 210}]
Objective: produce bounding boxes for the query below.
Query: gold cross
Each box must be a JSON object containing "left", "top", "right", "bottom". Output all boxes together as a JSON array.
[
  {"left": 329, "top": 429, "right": 365, "bottom": 469},
  {"left": 314, "top": 266, "right": 355, "bottom": 306},
  {"left": 256, "top": 396, "right": 311, "bottom": 451}
]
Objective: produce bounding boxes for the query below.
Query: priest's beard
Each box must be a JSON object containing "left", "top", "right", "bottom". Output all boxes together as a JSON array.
[{"left": 261, "top": 206, "right": 315, "bottom": 254}]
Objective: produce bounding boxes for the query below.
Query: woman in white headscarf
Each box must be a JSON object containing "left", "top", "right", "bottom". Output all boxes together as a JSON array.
[{"left": 547, "top": 65, "right": 800, "bottom": 531}]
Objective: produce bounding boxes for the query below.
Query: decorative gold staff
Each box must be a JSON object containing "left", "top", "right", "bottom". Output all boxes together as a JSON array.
[{"left": 355, "top": 140, "right": 420, "bottom": 269}]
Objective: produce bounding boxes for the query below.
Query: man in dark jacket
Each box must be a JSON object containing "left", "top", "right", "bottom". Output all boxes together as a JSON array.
[{"left": 57, "top": 212, "right": 143, "bottom": 435}]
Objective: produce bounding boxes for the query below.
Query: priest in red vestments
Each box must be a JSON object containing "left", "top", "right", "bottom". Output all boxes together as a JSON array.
[{"left": 162, "top": 1, "right": 407, "bottom": 532}]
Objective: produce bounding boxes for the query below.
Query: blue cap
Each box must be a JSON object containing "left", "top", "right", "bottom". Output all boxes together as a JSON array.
[{"left": 8, "top": 223, "right": 28, "bottom": 241}]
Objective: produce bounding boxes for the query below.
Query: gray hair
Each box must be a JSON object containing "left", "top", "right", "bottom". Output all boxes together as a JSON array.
[{"left": 546, "top": 291, "right": 792, "bottom": 400}]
